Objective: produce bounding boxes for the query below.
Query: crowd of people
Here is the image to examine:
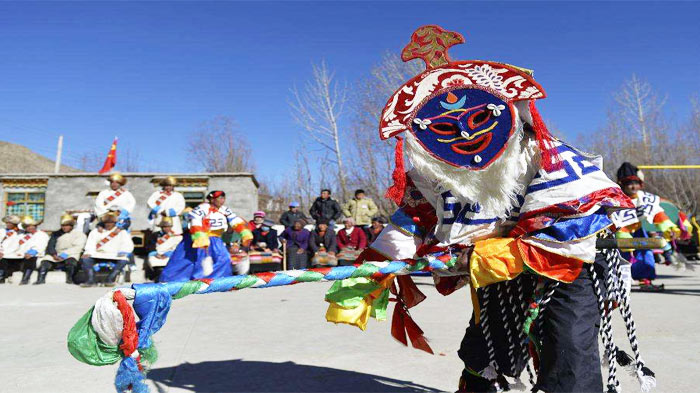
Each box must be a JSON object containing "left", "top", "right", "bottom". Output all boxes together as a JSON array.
[
  {"left": 0, "top": 172, "right": 388, "bottom": 286},
  {"left": 243, "top": 188, "right": 387, "bottom": 270},
  {"left": 0, "top": 164, "right": 690, "bottom": 291}
]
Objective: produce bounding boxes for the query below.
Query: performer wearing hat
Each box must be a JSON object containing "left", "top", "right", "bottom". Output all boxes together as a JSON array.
[
  {"left": 158, "top": 190, "right": 253, "bottom": 282},
  {"left": 0, "top": 215, "right": 22, "bottom": 283},
  {"left": 324, "top": 26, "right": 654, "bottom": 393},
  {"left": 35, "top": 214, "right": 87, "bottom": 285},
  {"left": 144, "top": 217, "right": 183, "bottom": 281},
  {"left": 13, "top": 216, "right": 50, "bottom": 285},
  {"left": 80, "top": 212, "right": 134, "bottom": 287},
  {"left": 94, "top": 172, "right": 136, "bottom": 230},
  {"left": 146, "top": 176, "right": 186, "bottom": 235},
  {"left": 615, "top": 162, "right": 685, "bottom": 291}
]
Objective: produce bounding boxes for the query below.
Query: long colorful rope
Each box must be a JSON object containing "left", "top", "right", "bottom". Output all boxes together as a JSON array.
[{"left": 68, "top": 257, "right": 459, "bottom": 393}]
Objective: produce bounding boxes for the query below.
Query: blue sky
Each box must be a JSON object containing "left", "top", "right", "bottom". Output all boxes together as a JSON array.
[{"left": 1, "top": 1, "right": 699, "bottom": 181}]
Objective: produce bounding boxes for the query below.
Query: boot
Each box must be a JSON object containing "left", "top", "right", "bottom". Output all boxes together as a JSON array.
[
  {"left": 0, "top": 269, "right": 5, "bottom": 284},
  {"left": 80, "top": 268, "right": 95, "bottom": 288},
  {"left": 33, "top": 268, "right": 48, "bottom": 285},
  {"left": 19, "top": 269, "right": 33, "bottom": 285},
  {"left": 65, "top": 264, "right": 76, "bottom": 284},
  {"left": 105, "top": 269, "right": 121, "bottom": 285}
]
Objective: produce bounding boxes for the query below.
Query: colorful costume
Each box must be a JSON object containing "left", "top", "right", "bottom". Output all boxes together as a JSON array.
[
  {"left": 324, "top": 25, "right": 654, "bottom": 393},
  {"left": 159, "top": 191, "right": 252, "bottom": 282},
  {"left": 614, "top": 162, "right": 689, "bottom": 287}
]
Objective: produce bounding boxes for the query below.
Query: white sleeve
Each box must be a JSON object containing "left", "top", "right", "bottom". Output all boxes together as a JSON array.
[
  {"left": 172, "top": 192, "right": 186, "bottom": 215},
  {"left": 122, "top": 191, "right": 136, "bottom": 214},
  {"left": 94, "top": 191, "right": 108, "bottom": 216},
  {"left": 120, "top": 231, "right": 134, "bottom": 254},
  {"left": 189, "top": 205, "right": 205, "bottom": 229},
  {"left": 369, "top": 225, "right": 422, "bottom": 260},
  {"left": 146, "top": 192, "right": 158, "bottom": 209},
  {"left": 84, "top": 231, "right": 97, "bottom": 255},
  {"left": 33, "top": 232, "right": 50, "bottom": 254}
]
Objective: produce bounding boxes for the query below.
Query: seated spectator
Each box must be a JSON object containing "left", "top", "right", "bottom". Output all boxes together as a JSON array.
[
  {"left": 0, "top": 215, "right": 22, "bottom": 283},
  {"left": 336, "top": 217, "right": 367, "bottom": 266},
  {"left": 13, "top": 216, "right": 50, "bottom": 285},
  {"left": 251, "top": 223, "right": 279, "bottom": 253},
  {"left": 145, "top": 217, "right": 183, "bottom": 282},
  {"left": 249, "top": 211, "right": 266, "bottom": 231},
  {"left": 280, "top": 201, "right": 308, "bottom": 229},
  {"left": 80, "top": 212, "right": 134, "bottom": 287},
  {"left": 280, "top": 219, "right": 311, "bottom": 270},
  {"left": 35, "top": 214, "right": 87, "bottom": 285},
  {"left": 367, "top": 216, "right": 387, "bottom": 244},
  {"left": 309, "top": 219, "right": 338, "bottom": 267}
]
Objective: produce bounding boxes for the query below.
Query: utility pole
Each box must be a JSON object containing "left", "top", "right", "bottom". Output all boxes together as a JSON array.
[{"left": 54, "top": 135, "right": 63, "bottom": 174}]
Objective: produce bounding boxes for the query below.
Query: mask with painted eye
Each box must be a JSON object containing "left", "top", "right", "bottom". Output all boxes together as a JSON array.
[{"left": 411, "top": 87, "right": 514, "bottom": 169}]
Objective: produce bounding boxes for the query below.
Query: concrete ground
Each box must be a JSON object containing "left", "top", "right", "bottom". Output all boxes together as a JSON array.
[{"left": 0, "top": 263, "right": 698, "bottom": 393}]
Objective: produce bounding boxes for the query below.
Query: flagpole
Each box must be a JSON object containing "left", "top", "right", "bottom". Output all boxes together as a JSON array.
[{"left": 54, "top": 135, "right": 63, "bottom": 174}]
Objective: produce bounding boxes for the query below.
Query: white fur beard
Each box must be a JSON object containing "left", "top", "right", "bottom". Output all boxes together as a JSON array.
[{"left": 404, "top": 125, "right": 539, "bottom": 216}]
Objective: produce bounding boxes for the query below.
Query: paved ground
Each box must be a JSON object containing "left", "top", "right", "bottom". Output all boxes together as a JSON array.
[{"left": 1, "top": 263, "right": 699, "bottom": 393}]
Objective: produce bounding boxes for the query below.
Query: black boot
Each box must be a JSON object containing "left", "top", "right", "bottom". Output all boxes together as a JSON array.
[
  {"left": 65, "top": 265, "right": 76, "bottom": 284},
  {"left": 80, "top": 268, "right": 95, "bottom": 287},
  {"left": 33, "top": 268, "right": 48, "bottom": 285},
  {"left": 0, "top": 269, "right": 5, "bottom": 284},
  {"left": 19, "top": 269, "right": 33, "bottom": 285}
]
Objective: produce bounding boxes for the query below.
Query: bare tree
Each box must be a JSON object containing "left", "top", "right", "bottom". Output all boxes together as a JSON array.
[
  {"left": 187, "top": 116, "right": 255, "bottom": 173},
  {"left": 614, "top": 74, "right": 667, "bottom": 148},
  {"left": 582, "top": 76, "right": 700, "bottom": 215},
  {"left": 346, "top": 53, "right": 423, "bottom": 215},
  {"left": 289, "top": 60, "right": 349, "bottom": 200}
]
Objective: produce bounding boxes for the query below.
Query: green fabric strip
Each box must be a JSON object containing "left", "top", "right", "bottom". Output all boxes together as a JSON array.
[
  {"left": 370, "top": 288, "right": 390, "bottom": 320},
  {"left": 295, "top": 271, "right": 325, "bottom": 282},
  {"left": 66, "top": 307, "right": 122, "bottom": 366},
  {"left": 172, "top": 281, "right": 205, "bottom": 300},
  {"left": 236, "top": 275, "right": 260, "bottom": 289},
  {"left": 325, "top": 277, "right": 380, "bottom": 309},
  {"left": 350, "top": 263, "right": 379, "bottom": 278}
]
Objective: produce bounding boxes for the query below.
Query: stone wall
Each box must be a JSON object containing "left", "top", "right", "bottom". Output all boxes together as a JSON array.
[{"left": 0, "top": 173, "right": 258, "bottom": 231}]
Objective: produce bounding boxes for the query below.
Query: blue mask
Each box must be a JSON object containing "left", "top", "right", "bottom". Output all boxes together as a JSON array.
[{"left": 411, "top": 87, "right": 514, "bottom": 169}]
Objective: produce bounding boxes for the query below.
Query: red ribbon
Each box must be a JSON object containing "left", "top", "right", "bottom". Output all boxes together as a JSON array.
[{"left": 389, "top": 275, "right": 433, "bottom": 354}]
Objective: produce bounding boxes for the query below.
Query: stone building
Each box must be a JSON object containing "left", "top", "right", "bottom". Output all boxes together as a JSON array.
[{"left": 0, "top": 172, "right": 258, "bottom": 235}]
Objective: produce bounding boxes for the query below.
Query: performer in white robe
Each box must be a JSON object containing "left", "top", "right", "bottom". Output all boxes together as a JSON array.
[
  {"left": 80, "top": 212, "right": 134, "bottom": 287},
  {"left": 146, "top": 176, "right": 186, "bottom": 235},
  {"left": 15, "top": 216, "right": 50, "bottom": 285},
  {"left": 0, "top": 215, "right": 22, "bottom": 283},
  {"left": 94, "top": 172, "right": 136, "bottom": 230},
  {"left": 145, "top": 217, "right": 183, "bottom": 281}
]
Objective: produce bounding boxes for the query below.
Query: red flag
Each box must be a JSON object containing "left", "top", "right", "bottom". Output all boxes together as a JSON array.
[{"left": 98, "top": 137, "right": 118, "bottom": 174}]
